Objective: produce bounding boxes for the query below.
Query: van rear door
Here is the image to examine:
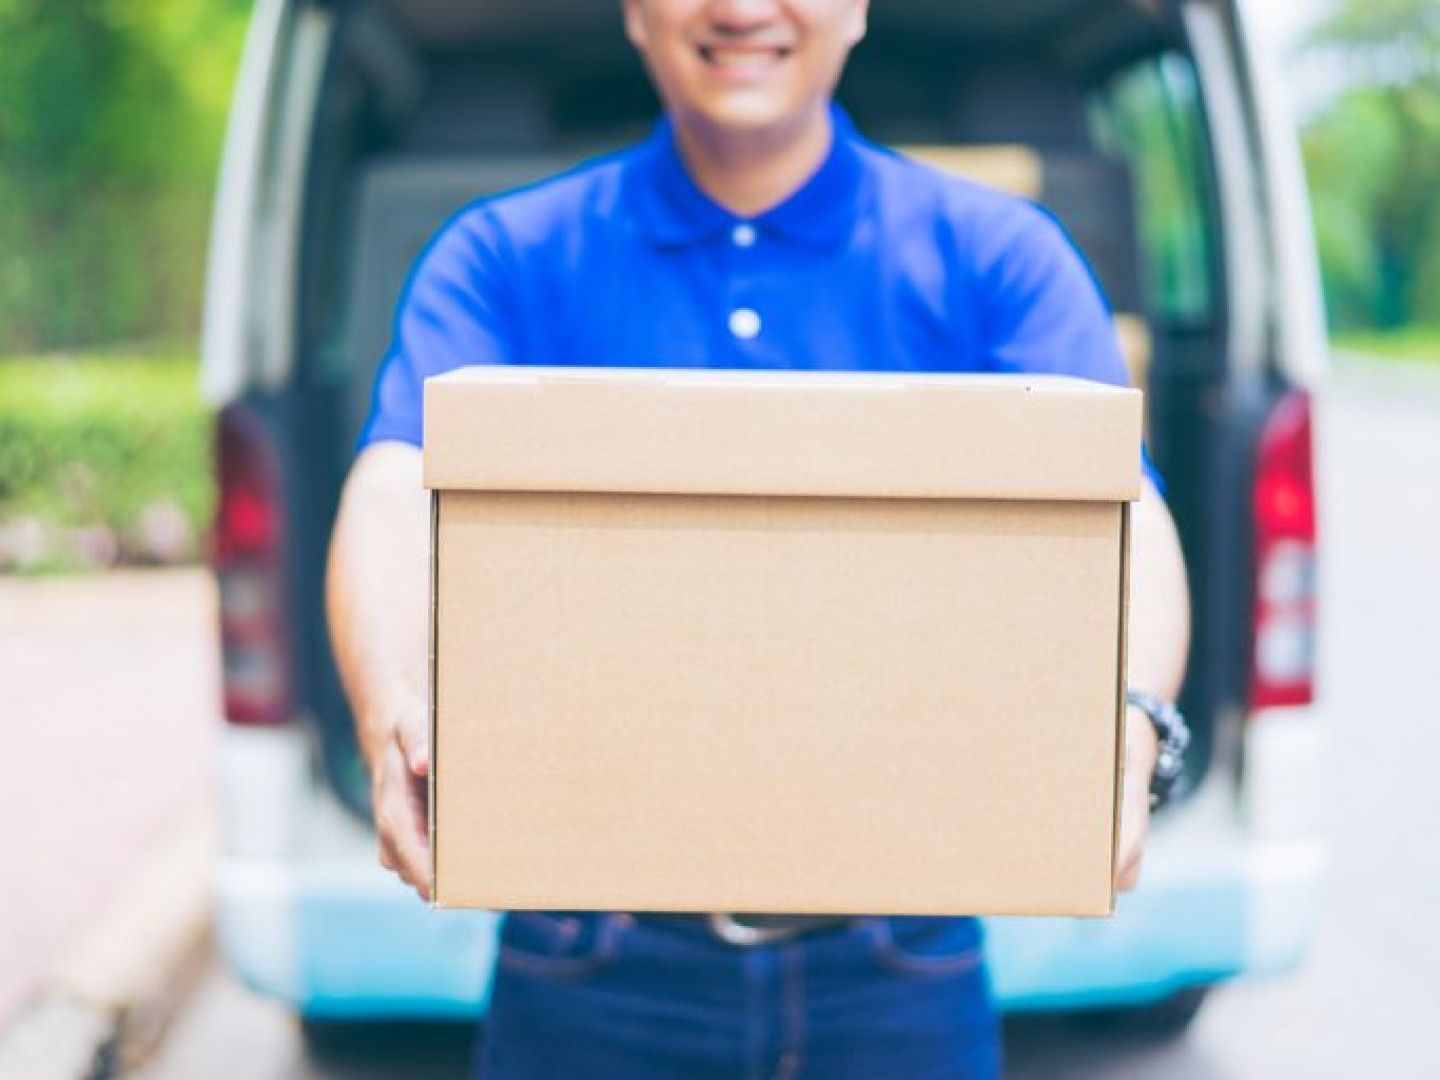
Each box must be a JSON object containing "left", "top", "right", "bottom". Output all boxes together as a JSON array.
[{"left": 202, "top": 0, "right": 333, "bottom": 405}]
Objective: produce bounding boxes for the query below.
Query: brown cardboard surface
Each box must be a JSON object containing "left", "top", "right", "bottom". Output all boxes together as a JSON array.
[
  {"left": 1110, "top": 503, "right": 1133, "bottom": 902},
  {"left": 423, "top": 367, "right": 1141, "bottom": 502},
  {"left": 427, "top": 490, "right": 439, "bottom": 873},
  {"left": 426, "top": 369, "right": 1136, "bottom": 916},
  {"left": 897, "top": 144, "right": 1045, "bottom": 200}
]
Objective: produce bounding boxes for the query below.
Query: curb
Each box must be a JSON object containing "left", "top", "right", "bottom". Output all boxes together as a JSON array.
[{"left": 0, "top": 807, "right": 215, "bottom": 1080}]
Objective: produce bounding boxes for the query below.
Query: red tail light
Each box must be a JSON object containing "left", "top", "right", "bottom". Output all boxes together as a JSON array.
[
  {"left": 212, "top": 404, "right": 293, "bottom": 725},
  {"left": 1250, "top": 391, "right": 1317, "bottom": 710}
]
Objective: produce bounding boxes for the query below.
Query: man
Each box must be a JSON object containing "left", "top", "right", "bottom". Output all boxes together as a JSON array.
[{"left": 327, "top": 0, "right": 1191, "bottom": 1075}]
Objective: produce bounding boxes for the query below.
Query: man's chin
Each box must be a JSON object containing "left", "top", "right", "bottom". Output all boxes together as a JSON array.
[{"left": 682, "top": 96, "right": 809, "bottom": 139}]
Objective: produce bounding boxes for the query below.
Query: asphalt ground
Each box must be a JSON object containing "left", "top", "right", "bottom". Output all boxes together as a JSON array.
[{"left": 0, "top": 570, "right": 218, "bottom": 1029}]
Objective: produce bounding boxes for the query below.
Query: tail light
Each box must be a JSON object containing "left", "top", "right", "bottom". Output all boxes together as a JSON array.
[
  {"left": 212, "top": 404, "right": 293, "bottom": 725},
  {"left": 1249, "top": 390, "right": 1317, "bottom": 710}
]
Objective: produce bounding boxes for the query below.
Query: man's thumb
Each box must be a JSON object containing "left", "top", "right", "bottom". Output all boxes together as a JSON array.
[{"left": 396, "top": 703, "right": 429, "bottom": 776}]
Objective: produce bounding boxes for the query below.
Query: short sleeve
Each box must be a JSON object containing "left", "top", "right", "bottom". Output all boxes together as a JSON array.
[
  {"left": 357, "top": 206, "right": 519, "bottom": 450},
  {"left": 977, "top": 203, "right": 1165, "bottom": 494}
]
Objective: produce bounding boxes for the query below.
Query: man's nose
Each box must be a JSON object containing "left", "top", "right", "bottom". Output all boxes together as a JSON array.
[{"left": 706, "top": 0, "right": 783, "bottom": 34}]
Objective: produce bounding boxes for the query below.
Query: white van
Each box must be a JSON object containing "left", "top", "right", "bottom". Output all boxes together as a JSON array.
[{"left": 203, "top": 0, "right": 1326, "bottom": 1037}]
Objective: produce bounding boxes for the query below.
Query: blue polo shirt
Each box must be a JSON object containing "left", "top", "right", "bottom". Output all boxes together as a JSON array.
[{"left": 360, "top": 105, "right": 1159, "bottom": 489}]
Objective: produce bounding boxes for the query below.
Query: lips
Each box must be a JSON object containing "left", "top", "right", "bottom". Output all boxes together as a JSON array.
[{"left": 696, "top": 43, "right": 793, "bottom": 76}]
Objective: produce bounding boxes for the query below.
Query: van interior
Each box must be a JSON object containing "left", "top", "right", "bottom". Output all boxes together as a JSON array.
[{"left": 283, "top": 0, "right": 1244, "bottom": 819}]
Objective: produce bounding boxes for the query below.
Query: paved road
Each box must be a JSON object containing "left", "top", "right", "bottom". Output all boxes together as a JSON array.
[
  {"left": 141, "top": 360, "right": 1440, "bottom": 1078},
  {"left": 0, "top": 569, "right": 217, "bottom": 1027}
]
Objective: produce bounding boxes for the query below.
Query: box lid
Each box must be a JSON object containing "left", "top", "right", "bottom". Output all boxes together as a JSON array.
[{"left": 423, "top": 366, "right": 1142, "bottom": 501}]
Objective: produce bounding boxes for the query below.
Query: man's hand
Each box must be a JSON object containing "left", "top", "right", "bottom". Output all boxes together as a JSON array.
[
  {"left": 1115, "top": 703, "right": 1159, "bottom": 892},
  {"left": 371, "top": 691, "right": 432, "bottom": 901}
]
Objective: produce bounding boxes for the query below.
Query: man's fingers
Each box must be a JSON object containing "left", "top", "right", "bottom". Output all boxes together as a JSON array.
[
  {"left": 395, "top": 699, "right": 430, "bottom": 778},
  {"left": 380, "top": 811, "right": 431, "bottom": 900},
  {"left": 1115, "top": 782, "right": 1148, "bottom": 892},
  {"left": 1117, "top": 865, "right": 1139, "bottom": 892},
  {"left": 1114, "top": 796, "right": 1146, "bottom": 892},
  {"left": 1119, "top": 828, "right": 1144, "bottom": 888},
  {"left": 1114, "top": 706, "right": 1155, "bottom": 894},
  {"left": 390, "top": 786, "right": 433, "bottom": 901},
  {"left": 374, "top": 743, "right": 433, "bottom": 901},
  {"left": 1115, "top": 797, "right": 1146, "bottom": 888}
]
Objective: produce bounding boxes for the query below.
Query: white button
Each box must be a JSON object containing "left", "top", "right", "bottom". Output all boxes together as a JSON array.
[
  {"left": 732, "top": 223, "right": 757, "bottom": 248},
  {"left": 728, "top": 308, "right": 761, "bottom": 340}
]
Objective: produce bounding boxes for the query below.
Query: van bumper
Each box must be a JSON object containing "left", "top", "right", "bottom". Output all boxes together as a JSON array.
[
  {"left": 985, "top": 836, "right": 1326, "bottom": 1010},
  {"left": 217, "top": 858, "right": 499, "bottom": 1019},
  {"left": 217, "top": 712, "right": 1327, "bottom": 1017},
  {"left": 218, "top": 835, "right": 1323, "bottom": 1019},
  {"left": 986, "top": 705, "right": 1330, "bottom": 1012}
]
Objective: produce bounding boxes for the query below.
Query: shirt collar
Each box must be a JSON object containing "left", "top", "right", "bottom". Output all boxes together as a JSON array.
[{"left": 628, "top": 103, "right": 870, "bottom": 250}]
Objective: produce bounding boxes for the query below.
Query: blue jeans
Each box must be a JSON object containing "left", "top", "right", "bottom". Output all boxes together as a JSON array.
[{"left": 475, "top": 912, "right": 1000, "bottom": 1079}]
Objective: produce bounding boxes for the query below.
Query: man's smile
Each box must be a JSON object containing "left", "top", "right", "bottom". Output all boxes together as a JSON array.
[{"left": 695, "top": 41, "right": 794, "bottom": 79}]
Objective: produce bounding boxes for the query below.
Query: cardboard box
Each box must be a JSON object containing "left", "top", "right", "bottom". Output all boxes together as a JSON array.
[{"left": 424, "top": 367, "right": 1141, "bottom": 917}]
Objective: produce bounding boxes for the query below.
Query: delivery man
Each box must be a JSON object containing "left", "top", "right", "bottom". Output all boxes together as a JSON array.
[{"left": 327, "top": 1, "right": 1192, "bottom": 1076}]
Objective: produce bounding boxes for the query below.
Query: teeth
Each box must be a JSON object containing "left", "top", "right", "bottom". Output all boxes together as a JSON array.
[{"left": 704, "top": 48, "right": 781, "bottom": 69}]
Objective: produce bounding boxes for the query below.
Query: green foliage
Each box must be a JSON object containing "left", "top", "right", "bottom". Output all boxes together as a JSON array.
[
  {"left": 1090, "top": 54, "right": 1213, "bottom": 324},
  {"left": 1307, "top": 0, "right": 1440, "bottom": 70},
  {"left": 0, "top": 352, "right": 213, "bottom": 545},
  {"left": 1305, "top": 91, "right": 1402, "bottom": 328},
  {"left": 1301, "top": 0, "right": 1440, "bottom": 331},
  {"left": 1331, "top": 326, "right": 1440, "bottom": 364},
  {"left": 0, "top": 0, "right": 251, "bottom": 352}
]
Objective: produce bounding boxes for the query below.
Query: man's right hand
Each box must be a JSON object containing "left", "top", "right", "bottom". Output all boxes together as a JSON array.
[
  {"left": 370, "top": 692, "right": 432, "bottom": 901},
  {"left": 326, "top": 442, "right": 433, "bottom": 902}
]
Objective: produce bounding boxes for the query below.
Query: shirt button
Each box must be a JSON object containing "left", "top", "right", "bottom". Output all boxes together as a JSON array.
[
  {"left": 731, "top": 223, "right": 757, "bottom": 248},
  {"left": 728, "top": 307, "right": 761, "bottom": 340}
]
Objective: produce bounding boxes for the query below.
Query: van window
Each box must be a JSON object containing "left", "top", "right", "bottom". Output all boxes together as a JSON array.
[{"left": 1089, "top": 53, "right": 1216, "bottom": 326}]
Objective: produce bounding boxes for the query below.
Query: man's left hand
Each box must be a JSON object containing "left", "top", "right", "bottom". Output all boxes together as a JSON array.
[{"left": 1115, "top": 703, "right": 1159, "bottom": 892}]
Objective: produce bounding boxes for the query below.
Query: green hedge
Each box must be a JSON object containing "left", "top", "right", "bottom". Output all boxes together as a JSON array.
[
  {"left": 1331, "top": 326, "right": 1440, "bottom": 365},
  {"left": 0, "top": 352, "right": 213, "bottom": 570}
]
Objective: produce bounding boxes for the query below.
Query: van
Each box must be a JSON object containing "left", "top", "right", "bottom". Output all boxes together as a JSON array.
[{"left": 202, "top": 0, "right": 1326, "bottom": 1036}]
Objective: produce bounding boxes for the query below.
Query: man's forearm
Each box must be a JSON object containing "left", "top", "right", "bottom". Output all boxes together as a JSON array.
[
  {"left": 325, "top": 441, "right": 431, "bottom": 769},
  {"left": 1127, "top": 479, "right": 1191, "bottom": 700},
  {"left": 1112, "top": 479, "right": 1189, "bottom": 887}
]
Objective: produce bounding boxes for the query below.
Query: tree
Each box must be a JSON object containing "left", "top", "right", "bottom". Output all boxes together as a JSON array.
[
  {"left": 1301, "top": 0, "right": 1440, "bottom": 329},
  {"left": 0, "top": 0, "right": 251, "bottom": 353}
]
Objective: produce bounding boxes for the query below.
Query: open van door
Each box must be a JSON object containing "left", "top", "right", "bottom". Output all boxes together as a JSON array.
[
  {"left": 202, "top": 0, "right": 334, "bottom": 405},
  {"left": 206, "top": 0, "right": 1324, "bottom": 1028}
]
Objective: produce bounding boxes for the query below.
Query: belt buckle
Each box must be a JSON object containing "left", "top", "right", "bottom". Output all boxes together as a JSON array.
[{"left": 707, "top": 913, "right": 802, "bottom": 947}]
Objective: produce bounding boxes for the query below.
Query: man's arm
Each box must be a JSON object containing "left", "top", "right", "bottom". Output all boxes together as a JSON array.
[
  {"left": 326, "top": 441, "right": 432, "bottom": 899},
  {"left": 328, "top": 205, "right": 520, "bottom": 899},
  {"left": 1116, "top": 478, "right": 1191, "bottom": 891}
]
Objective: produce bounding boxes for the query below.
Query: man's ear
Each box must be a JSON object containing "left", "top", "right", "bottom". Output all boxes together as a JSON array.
[
  {"left": 621, "top": 0, "right": 648, "bottom": 52},
  {"left": 846, "top": 0, "right": 870, "bottom": 47}
]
